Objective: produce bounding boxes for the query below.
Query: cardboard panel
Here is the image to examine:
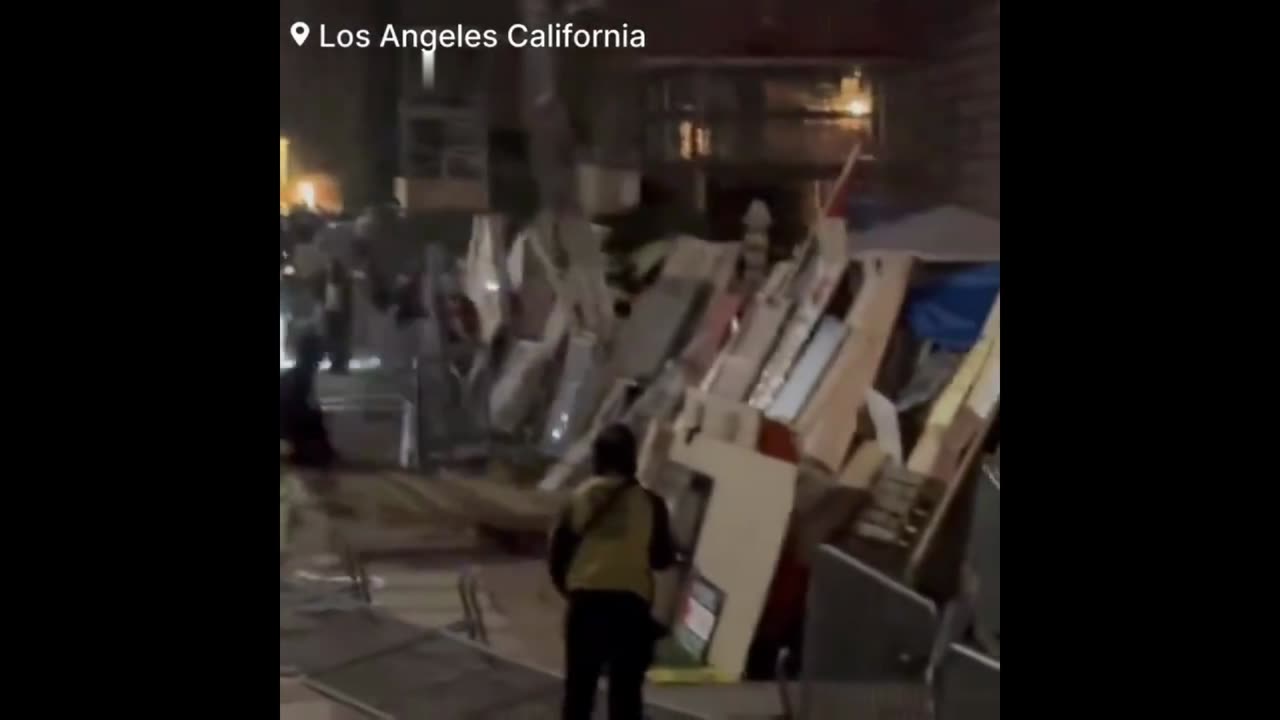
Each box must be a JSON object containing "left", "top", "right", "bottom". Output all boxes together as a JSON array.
[
  {"left": 800, "top": 255, "right": 914, "bottom": 473},
  {"left": 669, "top": 434, "right": 797, "bottom": 680}
]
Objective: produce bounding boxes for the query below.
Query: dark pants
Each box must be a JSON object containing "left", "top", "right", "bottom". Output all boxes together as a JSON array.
[
  {"left": 563, "top": 591, "right": 655, "bottom": 720},
  {"left": 325, "top": 311, "right": 351, "bottom": 374}
]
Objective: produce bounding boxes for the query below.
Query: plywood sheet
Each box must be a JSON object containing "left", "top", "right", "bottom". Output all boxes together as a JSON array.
[
  {"left": 800, "top": 255, "right": 914, "bottom": 473},
  {"left": 766, "top": 316, "right": 847, "bottom": 423},
  {"left": 707, "top": 299, "right": 793, "bottom": 400},
  {"left": 749, "top": 261, "right": 846, "bottom": 410},
  {"left": 794, "top": 256, "right": 905, "bottom": 435},
  {"left": 668, "top": 434, "right": 797, "bottom": 680},
  {"left": 839, "top": 442, "right": 887, "bottom": 491},
  {"left": 680, "top": 292, "right": 744, "bottom": 382},
  {"left": 614, "top": 276, "right": 707, "bottom": 380}
]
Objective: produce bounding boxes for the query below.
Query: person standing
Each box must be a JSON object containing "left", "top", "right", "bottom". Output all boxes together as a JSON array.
[
  {"left": 548, "top": 424, "right": 678, "bottom": 720},
  {"left": 280, "top": 333, "right": 335, "bottom": 468},
  {"left": 323, "top": 257, "right": 353, "bottom": 374}
]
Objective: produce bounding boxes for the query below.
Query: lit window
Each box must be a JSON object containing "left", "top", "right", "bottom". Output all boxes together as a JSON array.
[{"left": 421, "top": 49, "right": 435, "bottom": 91}]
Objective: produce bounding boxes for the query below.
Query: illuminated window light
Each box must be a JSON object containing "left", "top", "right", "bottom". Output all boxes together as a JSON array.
[
  {"left": 421, "top": 49, "right": 435, "bottom": 90},
  {"left": 847, "top": 98, "right": 873, "bottom": 118},
  {"left": 299, "top": 181, "right": 317, "bottom": 211},
  {"left": 280, "top": 137, "right": 290, "bottom": 188}
]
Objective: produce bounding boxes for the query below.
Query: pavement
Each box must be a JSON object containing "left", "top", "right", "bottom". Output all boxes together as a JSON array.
[{"left": 279, "top": 465, "right": 798, "bottom": 719}]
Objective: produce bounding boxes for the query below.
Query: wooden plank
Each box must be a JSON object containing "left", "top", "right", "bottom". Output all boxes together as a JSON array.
[
  {"left": 906, "top": 295, "right": 1000, "bottom": 478},
  {"left": 676, "top": 388, "right": 763, "bottom": 448},
  {"left": 794, "top": 254, "right": 907, "bottom": 435},
  {"left": 904, "top": 303, "right": 1001, "bottom": 585},
  {"left": 680, "top": 292, "right": 744, "bottom": 382},
  {"left": 749, "top": 259, "right": 845, "bottom": 410},
  {"left": 905, "top": 405, "right": 998, "bottom": 586},
  {"left": 838, "top": 442, "right": 887, "bottom": 491},
  {"left": 707, "top": 298, "right": 793, "bottom": 400},
  {"left": 668, "top": 433, "right": 797, "bottom": 680},
  {"left": 799, "top": 254, "right": 914, "bottom": 473}
]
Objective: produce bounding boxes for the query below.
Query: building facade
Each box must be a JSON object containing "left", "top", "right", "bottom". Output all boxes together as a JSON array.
[{"left": 281, "top": 0, "right": 999, "bottom": 220}]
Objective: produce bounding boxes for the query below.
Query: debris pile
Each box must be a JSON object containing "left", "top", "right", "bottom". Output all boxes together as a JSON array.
[{"left": 282, "top": 195, "right": 1001, "bottom": 688}]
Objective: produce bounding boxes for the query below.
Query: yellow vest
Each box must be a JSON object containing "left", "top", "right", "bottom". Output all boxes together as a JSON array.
[{"left": 565, "top": 475, "right": 655, "bottom": 602}]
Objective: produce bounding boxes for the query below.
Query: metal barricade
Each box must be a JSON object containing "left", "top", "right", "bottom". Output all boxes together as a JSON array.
[
  {"left": 413, "top": 344, "right": 492, "bottom": 467},
  {"left": 965, "top": 455, "right": 1000, "bottom": 653},
  {"left": 934, "top": 644, "right": 1000, "bottom": 720},
  {"left": 801, "top": 545, "right": 938, "bottom": 719},
  {"left": 318, "top": 370, "right": 418, "bottom": 469}
]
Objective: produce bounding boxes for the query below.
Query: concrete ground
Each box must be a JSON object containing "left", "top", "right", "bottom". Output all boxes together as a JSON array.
[{"left": 280, "top": 464, "right": 794, "bottom": 719}]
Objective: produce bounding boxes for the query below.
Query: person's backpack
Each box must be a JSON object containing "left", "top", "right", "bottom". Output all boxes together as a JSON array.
[{"left": 548, "top": 481, "right": 633, "bottom": 595}]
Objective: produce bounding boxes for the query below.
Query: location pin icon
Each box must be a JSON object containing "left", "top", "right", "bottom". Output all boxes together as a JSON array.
[{"left": 291, "top": 22, "right": 310, "bottom": 47}]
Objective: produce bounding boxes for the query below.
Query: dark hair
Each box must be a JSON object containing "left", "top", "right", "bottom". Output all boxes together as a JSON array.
[{"left": 593, "top": 423, "right": 637, "bottom": 478}]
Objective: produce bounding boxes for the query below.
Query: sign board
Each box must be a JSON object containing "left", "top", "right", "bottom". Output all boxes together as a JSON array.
[{"left": 673, "top": 573, "right": 725, "bottom": 663}]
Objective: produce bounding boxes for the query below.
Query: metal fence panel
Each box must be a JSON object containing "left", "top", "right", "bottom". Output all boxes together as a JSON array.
[
  {"left": 966, "top": 457, "right": 1000, "bottom": 646},
  {"left": 802, "top": 545, "right": 938, "bottom": 718},
  {"left": 935, "top": 644, "right": 1000, "bottom": 720}
]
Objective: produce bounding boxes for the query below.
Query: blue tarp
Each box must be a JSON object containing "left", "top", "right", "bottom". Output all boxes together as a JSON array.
[{"left": 905, "top": 264, "right": 1000, "bottom": 351}]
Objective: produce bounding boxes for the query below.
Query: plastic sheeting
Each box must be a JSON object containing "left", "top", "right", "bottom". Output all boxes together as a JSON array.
[{"left": 905, "top": 264, "right": 1000, "bottom": 352}]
